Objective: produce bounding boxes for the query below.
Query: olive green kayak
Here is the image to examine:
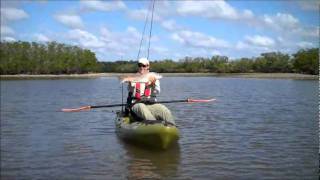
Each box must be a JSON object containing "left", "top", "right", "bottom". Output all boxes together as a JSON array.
[{"left": 115, "top": 112, "right": 180, "bottom": 149}]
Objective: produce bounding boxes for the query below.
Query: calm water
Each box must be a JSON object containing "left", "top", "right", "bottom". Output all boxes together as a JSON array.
[{"left": 1, "top": 77, "right": 318, "bottom": 179}]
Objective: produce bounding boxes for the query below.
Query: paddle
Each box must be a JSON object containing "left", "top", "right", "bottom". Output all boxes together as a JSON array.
[{"left": 61, "top": 98, "right": 216, "bottom": 112}]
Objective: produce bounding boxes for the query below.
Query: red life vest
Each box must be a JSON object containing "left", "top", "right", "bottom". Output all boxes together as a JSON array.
[{"left": 131, "top": 81, "right": 151, "bottom": 101}]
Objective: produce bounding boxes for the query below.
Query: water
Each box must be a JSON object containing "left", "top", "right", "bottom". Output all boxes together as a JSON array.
[{"left": 1, "top": 77, "right": 318, "bottom": 179}]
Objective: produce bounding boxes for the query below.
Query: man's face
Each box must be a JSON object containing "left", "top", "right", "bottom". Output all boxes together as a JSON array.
[{"left": 138, "top": 63, "right": 150, "bottom": 74}]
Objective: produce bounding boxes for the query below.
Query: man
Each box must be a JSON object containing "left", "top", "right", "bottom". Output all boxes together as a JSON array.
[{"left": 125, "top": 57, "right": 175, "bottom": 125}]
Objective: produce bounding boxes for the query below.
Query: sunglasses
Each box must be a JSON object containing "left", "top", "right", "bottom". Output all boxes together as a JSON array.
[{"left": 138, "top": 63, "right": 149, "bottom": 67}]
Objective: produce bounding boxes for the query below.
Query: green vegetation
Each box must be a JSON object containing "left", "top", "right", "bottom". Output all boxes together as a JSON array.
[
  {"left": 101, "top": 49, "right": 318, "bottom": 75},
  {"left": 0, "top": 41, "right": 100, "bottom": 74},
  {"left": 292, "top": 48, "right": 319, "bottom": 75},
  {"left": 1, "top": 41, "right": 318, "bottom": 75}
]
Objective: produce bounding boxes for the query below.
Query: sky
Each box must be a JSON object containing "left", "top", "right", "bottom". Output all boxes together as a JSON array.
[{"left": 1, "top": 0, "right": 319, "bottom": 62}]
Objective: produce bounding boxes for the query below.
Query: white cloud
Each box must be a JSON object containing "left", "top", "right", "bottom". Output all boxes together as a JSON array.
[
  {"left": 1, "top": 36, "right": 16, "bottom": 42},
  {"left": 99, "top": 26, "right": 141, "bottom": 58},
  {"left": 80, "top": 0, "right": 126, "bottom": 12},
  {"left": 297, "top": 26, "right": 319, "bottom": 38},
  {"left": 235, "top": 41, "right": 248, "bottom": 50},
  {"left": 242, "top": 9, "right": 254, "bottom": 19},
  {"left": 171, "top": 33, "right": 184, "bottom": 43},
  {"left": 54, "top": 14, "right": 84, "bottom": 29},
  {"left": 127, "top": 9, "right": 148, "bottom": 21},
  {"left": 276, "top": 36, "right": 284, "bottom": 43},
  {"left": 173, "top": 1, "right": 303, "bottom": 41},
  {"left": 235, "top": 35, "right": 277, "bottom": 55},
  {"left": 211, "top": 50, "right": 222, "bottom": 56},
  {"left": 127, "top": 8, "right": 162, "bottom": 22},
  {"left": 35, "top": 33, "right": 51, "bottom": 42},
  {"left": 96, "top": 25, "right": 163, "bottom": 60},
  {"left": 297, "top": 41, "right": 314, "bottom": 48},
  {"left": 176, "top": 1, "right": 251, "bottom": 20},
  {"left": 126, "top": 26, "right": 141, "bottom": 40},
  {"left": 235, "top": 41, "right": 272, "bottom": 55},
  {"left": 244, "top": 35, "right": 275, "bottom": 47},
  {"left": 100, "top": 27, "right": 113, "bottom": 42},
  {"left": 171, "top": 30, "right": 230, "bottom": 49},
  {"left": 151, "top": 46, "right": 169, "bottom": 54},
  {"left": 125, "top": 0, "right": 172, "bottom": 22},
  {"left": 1, "top": 25, "right": 15, "bottom": 35},
  {"left": 262, "top": 13, "right": 299, "bottom": 31},
  {"left": 161, "top": 19, "right": 182, "bottom": 31},
  {"left": 1, "top": 7, "right": 29, "bottom": 22},
  {"left": 68, "top": 29, "right": 105, "bottom": 48},
  {"left": 101, "top": 26, "right": 139, "bottom": 46}
]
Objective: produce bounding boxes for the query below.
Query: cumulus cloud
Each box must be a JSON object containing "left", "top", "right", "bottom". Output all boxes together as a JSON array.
[
  {"left": 172, "top": 1, "right": 305, "bottom": 40},
  {"left": 54, "top": 14, "right": 84, "bottom": 29},
  {"left": 124, "top": 1, "right": 176, "bottom": 40},
  {"left": 244, "top": 35, "right": 275, "bottom": 47},
  {"left": 211, "top": 50, "right": 222, "bottom": 56},
  {"left": 35, "top": 33, "right": 51, "bottom": 42},
  {"left": 161, "top": 19, "right": 183, "bottom": 31},
  {"left": 235, "top": 35, "right": 277, "bottom": 54},
  {"left": 1, "top": 7, "right": 29, "bottom": 22},
  {"left": 125, "top": 0, "right": 174, "bottom": 23},
  {"left": 97, "top": 25, "right": 164, "bottom": 59},
  {"left": 127, "top": 8, "right": 163, "bottom": 22},
  {"left": 151, "top": 46, "right": 169, "bottom": 55},
  {"left": 297, "top": 41, "right": 314, "bottom": 48},
  {"left": 126, "top": 26, "right": 141, "bottom": 41},
  {"left": 262, "top": 13, "right": 299, "bottom": 31},
  {"left": 171, "top": 30, "right": 230, "bottom": 49},
  {"left": 258, "top": 12, "right": 317, "bottom": 41},
  {"left": 176, "top": 1, "right": 253, "bottom": 20},
  {"left": 100, "top": 26, "right": 142, "bottom": 56},
  {"left": 1, "top": 25, "right": 15, "bottom": 35},
  {"left": 68, "top": 29, "right": 105, "bottom": 48},
  {"left": 80, "top": 0, "right": 126, "bottom": 12},
  {"left": 1, "top": 36, "right": 16, "bottom": 42},
  {"left": 296, "top": 26, "right": 319, "bottom": 38},
  {"left": 127, "top": 9, "right": 149, "bottom": 21}
]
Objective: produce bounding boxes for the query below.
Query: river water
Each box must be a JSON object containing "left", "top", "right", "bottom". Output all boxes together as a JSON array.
[{"left": 1, "top": 77, "right": 318, "bottom": 179}]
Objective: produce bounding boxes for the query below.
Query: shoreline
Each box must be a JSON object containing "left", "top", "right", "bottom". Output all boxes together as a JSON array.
[{"left": 0, "top": 73, "right": 318, "bottom": 80}]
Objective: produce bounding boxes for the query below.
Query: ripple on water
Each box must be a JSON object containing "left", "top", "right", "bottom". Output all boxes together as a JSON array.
[{"left": 1, "top": 78, "right": 318, "bottom": 179}]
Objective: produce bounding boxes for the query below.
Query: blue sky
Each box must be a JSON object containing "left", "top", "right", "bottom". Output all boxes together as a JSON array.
[{"left": 1, "top": 0, "right": 319, "bottom": 62}]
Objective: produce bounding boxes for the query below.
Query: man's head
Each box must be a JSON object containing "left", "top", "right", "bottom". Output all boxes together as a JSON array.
[{"left": 138, "top": 57, "right": 150, "bottom": 74}]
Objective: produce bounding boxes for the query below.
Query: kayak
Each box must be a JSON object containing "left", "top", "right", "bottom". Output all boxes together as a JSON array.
[{"left": 115, "top": 111, "right": 180, "bottom": 149}]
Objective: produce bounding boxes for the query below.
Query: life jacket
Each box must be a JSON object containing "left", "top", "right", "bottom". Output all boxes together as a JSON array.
[
  {"left": 130, "top": 81, "right": 152, "bottom": 101},
  {"left": 125, "top": 81, "right": 155, "bottom": 115}
]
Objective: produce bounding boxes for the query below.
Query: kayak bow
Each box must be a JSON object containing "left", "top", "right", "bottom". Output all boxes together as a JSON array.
[{"left": 115, "top": 111, "right": 180, "bottom": 150}]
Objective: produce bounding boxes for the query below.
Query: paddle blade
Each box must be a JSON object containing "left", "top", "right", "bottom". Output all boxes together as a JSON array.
[
  {"left": 61, "top": 106, "right": 91, "bottom": 112},
  {"left": 187, "top": 98, "right": 216, "bottom": 103}
]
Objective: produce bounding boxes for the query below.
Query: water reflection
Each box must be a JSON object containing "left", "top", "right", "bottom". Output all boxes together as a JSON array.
[{"left": 117, "top": 138, "right": 181, "bottom": 179}]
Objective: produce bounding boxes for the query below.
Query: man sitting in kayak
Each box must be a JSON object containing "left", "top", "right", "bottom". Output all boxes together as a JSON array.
[{"left": 124, "top": 57, "right": 175, "bottom": 125}]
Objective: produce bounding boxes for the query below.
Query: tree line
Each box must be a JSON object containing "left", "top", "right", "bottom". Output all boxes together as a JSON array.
[
  {"left": 101, "top": 48, "right": 319, "bottom": 75},
  {"left": 0, "top": 41, "right": 318, "bottom": 75},
  {"left": 0, "top": 41, "right": 100, "bottom": 74}
]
